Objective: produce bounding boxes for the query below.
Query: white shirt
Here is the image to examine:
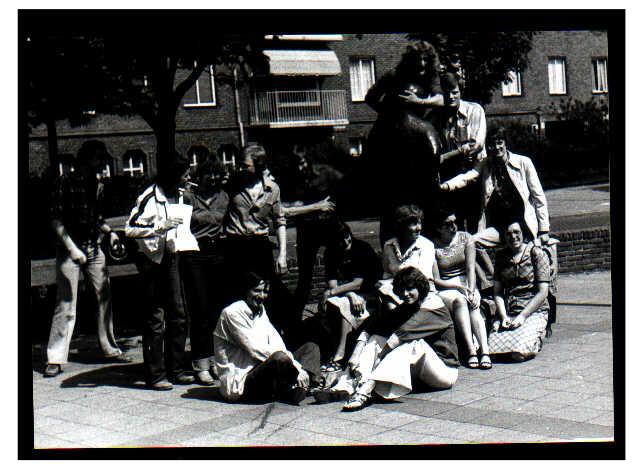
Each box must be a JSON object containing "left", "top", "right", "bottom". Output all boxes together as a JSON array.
[
  {"left": 212, "top": 300, "right": 302, "bottom": 401},
  {"left": 382, "top": 235, "right": 436, "bottom": 285}
]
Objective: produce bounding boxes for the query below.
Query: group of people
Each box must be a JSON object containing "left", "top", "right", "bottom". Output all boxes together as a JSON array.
[{"left": 41, "top": 40, "right": 558, "bottom": 413}]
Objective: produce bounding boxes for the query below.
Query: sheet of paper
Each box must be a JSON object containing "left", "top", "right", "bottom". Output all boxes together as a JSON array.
[{"left": 165, "top": 203, "right": 199, "bottom": 253}]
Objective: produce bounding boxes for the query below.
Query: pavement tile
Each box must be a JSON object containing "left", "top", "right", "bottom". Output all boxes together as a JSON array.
[
  {"left": 549, "top": 405, "right": 606, "bottom": 423},
  {"left": 475, "top": 428, "right": 565, "bottom": 443},
  {"left": 58, "top": 424, "right": 119, "bottom": 444},
  {"left": 179, "top": 433, "right": 246, "bottom": 447},
  {"left": 295, "top": 432, "right": 360, "bottom": 446},
  {"left": 283, "top": 414, "right": 387, "bottom": 440},
  {"left": 575, "top": 395, "right": 614, "bottom": 411},
  {"left": 34, "top": 434, "right": 84, "bottom": 449},
  {"left": 500, "top": 384, "right": 553, "bottom": 401},
  {"left": 462, "top": 396, "right": 530, "bottom": 412},
  {"left": 411, "top": 389, "right": 488, "bottom": 405},
  {"left": 219, "top": 420, "right": 284, "bottom": 441},
  {"left": 431, "top": 405, "right": 493, "bottom": 424},
  {"left": 340, "top": 407, "right": 424, "bottom": 428},
  {"left": 508, "top": 400, "right": 570, "bottom": 416},
  {"left": 38, "top": 420, "right": 90, "bottom": 437},
  {"left": 536, "top": 390, "right": 595, "bottom": 407},
  {"left": 468, "top": 410, "right": 526, "bottom": 430},
  {"left": 510, "top": 415, "right": 615, "bottom": 440},
  {"left": 33, "top": 415, "right": 64, "bottom": 430},
  {"left": 585, "top": 411, "right": 614, "bottom": 427},
  {"left": 364, "top": 429, "right": 462, "bottom": 445},
  {"left": 35, "top": 401, "right": 87, "bottom": 419},
  {"left": 387, "top": 398, "right": 458, "bottom": 418},
  {"left": 77, "top": 431, "right": 138, "bottom": 448}
]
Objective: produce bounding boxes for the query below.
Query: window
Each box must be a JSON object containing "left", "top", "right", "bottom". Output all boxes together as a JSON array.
[
  {"left": 57, "top": 154, "right": 75, "bottom": 177},
  {"left": 502, "top": 71, "right": 522, "bottom": 97},
  {"left": 184, "top": 65, "right": 216, "bottom": 107},
  {"left": 592, "top": 58, "right": 608, "bottom": 93},
  {"left": 122, "top": 150, "right": 147, "bottom": 178},
  {"left": 548, "top": 58, "right": 567, "bottom": 95},
  {"left": 349, "top": 57, "right": 375, "bottom": 102}
]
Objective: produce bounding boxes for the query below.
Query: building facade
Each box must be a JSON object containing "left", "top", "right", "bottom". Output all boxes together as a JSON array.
[{"left": 28, "top": 31, "right": 609, "bottom": 178}]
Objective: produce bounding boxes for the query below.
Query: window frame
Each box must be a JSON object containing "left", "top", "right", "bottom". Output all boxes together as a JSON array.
[
  {"left": 501, "top": 70, "right": 523, "bottom": 97},
  {"left": 122, "top": 153, "right": 146, "bottom": 178},
  {"left": 548, "top": 57, "right": 568, "bottom": 96},
  {"left": 184, "top": 64, "right": 217, "bottom": 108},
  {"left": 591, "top": 57, "right": 609, "bottom": 94},
  {"left": 349, "top": 56, "right": 376, "bottom": 102}
]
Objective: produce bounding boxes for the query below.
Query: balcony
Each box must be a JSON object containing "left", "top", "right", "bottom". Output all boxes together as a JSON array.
[{"left": 249, "top": 90, "right": 349, "bottom": 128}]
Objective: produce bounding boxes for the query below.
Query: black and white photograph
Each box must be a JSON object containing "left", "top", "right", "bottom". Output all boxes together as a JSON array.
[{"left": 15, "top": 5, "right": 626, "bottom": 459}]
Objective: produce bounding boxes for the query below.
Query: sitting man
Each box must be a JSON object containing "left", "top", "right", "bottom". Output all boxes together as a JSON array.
[{"left": 213, "top": 272, "right": 322, "bottom": 404}]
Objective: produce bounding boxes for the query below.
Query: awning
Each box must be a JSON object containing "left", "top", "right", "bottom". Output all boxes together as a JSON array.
[{"left": 263, "top": 50, "right": 342, "bottom": 76}]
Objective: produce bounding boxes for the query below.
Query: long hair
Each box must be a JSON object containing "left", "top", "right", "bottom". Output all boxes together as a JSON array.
[
  {"left": 392, "top": 266, "right": 430, "bottom": 304},
  {"left": 397, "top": 41, "right": 441, "bottom": 82}
]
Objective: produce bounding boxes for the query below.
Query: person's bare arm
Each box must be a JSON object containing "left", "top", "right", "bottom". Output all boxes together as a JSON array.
[{"left": 52, "top": 219, "right": 86, "bottom": 264}]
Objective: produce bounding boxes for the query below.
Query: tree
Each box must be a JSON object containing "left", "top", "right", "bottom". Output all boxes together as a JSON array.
[
  {"left": 22, "top": 13, "right": 267, "bottom": 171},
  {"left": 408, "top": 32, "right": 535, "bottom": 105}
]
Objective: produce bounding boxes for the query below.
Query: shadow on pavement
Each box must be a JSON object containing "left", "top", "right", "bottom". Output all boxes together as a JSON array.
[
  {"left": 180, "top": 386, "right": 226, "bottom": 403},
  {"left": 59, "top": 363, "right": 148, "bottom": 390}
]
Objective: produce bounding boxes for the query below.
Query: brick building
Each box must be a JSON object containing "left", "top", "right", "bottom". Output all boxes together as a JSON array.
[
  {"left": 28, "top": 31, "right": 609, "bottom": 178},
  {"left": 485, "top": 30, "right": 609, "bottom": 132}
]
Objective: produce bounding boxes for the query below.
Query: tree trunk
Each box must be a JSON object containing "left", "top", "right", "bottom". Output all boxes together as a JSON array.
[
  {"left": 46, "top": 112, "right": 58, "bottom": 169},
  {"left": 154, "top": 113, "right": 176, "bottom": 174}
]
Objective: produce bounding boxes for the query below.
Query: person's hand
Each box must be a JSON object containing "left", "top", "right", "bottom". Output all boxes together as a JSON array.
[
  {"left": 275, "top": 254, "right": 288, "bottom": 275},
  {"left": 398, "top": 90, "right": 424, "bottom": 105},
  {"left": 491, "top": 320, "right": 501, "bottom": 332},
  {"left": 157, "top": 217, "right": 182, "bottom": 233},
  {"left": 501, "top": 316, "right": 513, "bottom": 329},
  {"left": 69, "top": 246, "right": 87, "bottom": 265},
  {"left": 459, "top": 141, "right": 477, "bottom": 156},
  {"left": 109, "top": 232, "right": 121, "bottom": 250},
  {"left": 317, "top": 196, "right": 336, "bottom": 213},
  {"left": 467, "top": 288, "right": 481, "bottom": 310},
  {"left": 455, "top": 284, "right": 469, "bottom": 296},
  {"left": 510, "top": 315, "right": 526, "bottom": 329},
  {"left": 538, "top": 233, "right": 550, "bottom": 245},
  {"left": 296, "top": 368, "right": 310, "bottom": 388},
  {"left": 439, "top": 182, "right": 450, "bottom": 191},
  {"left": 347, "top": 292, "right": 366, "bottom": 316}
]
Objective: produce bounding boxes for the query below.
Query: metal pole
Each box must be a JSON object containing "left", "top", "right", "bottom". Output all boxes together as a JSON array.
[{"left": 233, "top": 67, "right": 246, "bottom": 148}]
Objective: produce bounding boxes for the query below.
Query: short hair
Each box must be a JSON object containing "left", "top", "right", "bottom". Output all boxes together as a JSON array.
[
  {"left": 439, "top": 72, "right": 460, "bottom": 92},
  {"left": 486, "top": 127, "right": 508, "bottom": 145},
  {"left": 392, "top": 204, "right": 424, "bottom": 236},
  {"left": 329, "top": 221, "right": 353, "bottom": 249},
  {"left": 431, "top": 207, "right": 456, "bottom": 233},
  {"left": 156, "top": 151, "right": 190, "bottom": 191},
  {"left": 242, "top": 144, "right": 268, "bottom": 174},
  {"left": 392, "top": 267, "right": 430, "bottom": 304},
  {"left": 502, "top": 219, "right": 529, "bottom": 241},
  {"left": 195, "top": 158, "right": 226, "bottom": 181},
  {"left": 240, "top": 271, "right": 267, "bottom": 293}
]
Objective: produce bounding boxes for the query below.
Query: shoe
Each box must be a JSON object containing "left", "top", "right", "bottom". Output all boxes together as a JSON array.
[
  {"left": 311, "top": 387, "right": 350, "bottom": 404},
  {"left": 320, "top": 360, "right": 343, "bottom": 373},
  {"left": 479, "top": 354, "right": 492, "bottom": 370},
  {"left": 170, "top": 372, "right": 195, "bottom": 385},
  {"left": 103, "top": 353, "right": 133, "bottom": 363},
  {"left": 147, "top": 380, "right": 173, "bottom": 391},
  {"left": 342, "top": 392, "right": 370, "bottom": 412},
  {"left": 466, "top": 354, "right": 479, "bottom": 369},
  {"left": 284, "top": 386, "right": 307, "bottom": 406},
  {"left": 43, "top": 364, "right": 62, "bottom": 378},
  {"left": 195, "top": 370, "right": 215, "bottom": 386}
]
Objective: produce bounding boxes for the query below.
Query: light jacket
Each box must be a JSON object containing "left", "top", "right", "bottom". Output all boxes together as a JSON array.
[
  {"left": 442, "top": 152, "right": 549, "bottom": 239},
  {"left": 125, "top": 184, "right": 170, "bottom": 264}
]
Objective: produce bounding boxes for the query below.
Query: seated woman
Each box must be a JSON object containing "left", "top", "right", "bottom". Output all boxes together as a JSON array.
[
  {"left": 430, "top": 209, "right": 491, "bottom": 370},
  {"left": 318, "top": 222, "right": 382, "bottom": 372},
  {"left": 379, "top": 204, "right": 437, "bottom": 311},
  {"left": 317, "top": 267, "right": 458, "bottom": 411},
  {"left": 488, "top": 221, "right": 550, "bottom": 362}
]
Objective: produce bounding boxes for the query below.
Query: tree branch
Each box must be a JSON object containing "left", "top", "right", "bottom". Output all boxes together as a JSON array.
[{"left": 173, "top": 59, "right": 204, "bottom": 107}]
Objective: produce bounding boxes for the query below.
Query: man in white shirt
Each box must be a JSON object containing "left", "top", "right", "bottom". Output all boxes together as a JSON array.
[{"left": 213, "top": 272, "right": 321, "bottom": 404}]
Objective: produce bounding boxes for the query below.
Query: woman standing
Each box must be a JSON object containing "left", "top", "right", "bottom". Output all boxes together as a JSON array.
[
  {"left": 431, "top": 209, "right": 491, "bottom": 369},
  {"left": 488, "top": 221, "right": 550, "bottom": 362},
  {"left": 180, "top": 158, "right": 229, "bottom": 386},
  {"left": 125, "top": 153, "right": 196, "bottom": 390}
]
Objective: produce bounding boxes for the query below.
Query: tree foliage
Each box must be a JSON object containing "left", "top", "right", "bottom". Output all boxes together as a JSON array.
[
  {"left": 408, "top": 31, "right": 535, "bottom": 105},
  {"left": 23, "top": 13, "right": 267, "bottom": 168}
]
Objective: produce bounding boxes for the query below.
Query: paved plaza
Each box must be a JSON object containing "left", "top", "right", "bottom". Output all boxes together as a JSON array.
[{"left": 30, "top": 270, "right": 614, "bottom": 449}]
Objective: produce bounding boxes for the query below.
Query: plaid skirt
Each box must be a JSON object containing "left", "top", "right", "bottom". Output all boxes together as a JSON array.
[{"left": 487, "top": 295, "right": 549, "bottom": 356}]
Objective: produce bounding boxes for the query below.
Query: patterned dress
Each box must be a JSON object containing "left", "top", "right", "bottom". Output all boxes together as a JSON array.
[{"left": 487, "top": 243, "right": 550, "bottom": 357}]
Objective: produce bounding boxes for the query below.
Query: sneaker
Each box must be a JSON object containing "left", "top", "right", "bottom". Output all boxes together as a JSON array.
[
  {"left": 43, "top": 364, "right": 62, "bottom": 378},
  {"left": 146, "top": 379, "right": 173, "bottom": 391}
]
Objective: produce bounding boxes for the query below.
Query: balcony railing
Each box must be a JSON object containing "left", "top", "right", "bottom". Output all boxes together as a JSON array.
[{"left": 250, "top": 90, "right": 348, "bottom": 128}]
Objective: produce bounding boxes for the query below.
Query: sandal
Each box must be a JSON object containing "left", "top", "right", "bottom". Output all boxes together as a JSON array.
[
  {"left": 479, "top": 354, "right": 492, "bottom": 370},
  {"left": 342, "top": 392, "right": 370, "bottom": 412},
  {"left": 321, "top": 360, "right": 343, "bottom": 373},
  {"left": 466, "top": 354, "right": 479, "bottom": 369}
]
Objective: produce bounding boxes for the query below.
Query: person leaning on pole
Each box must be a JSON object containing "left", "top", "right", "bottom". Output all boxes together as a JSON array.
[{"left": 44, "top": 141, "right": 131, "bottom": 378}]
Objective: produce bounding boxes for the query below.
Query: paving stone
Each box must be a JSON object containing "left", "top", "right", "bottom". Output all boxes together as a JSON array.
[
  {"left": 500, "top": 384, "right": 553, "bottom": 401},
  {"left": 476, "top": 428, "right": 566, "bottom": 443},
  {"left": 365, "top": 429, "right": 462, "bottom": 445},
  {"left": 464, "top": 396, "right": 531, "bottom": 412},
  {"left": 180, "top": 433, "right": 246, "bottom": 447},
  {"left": 411, "top": 389, "right": 487, "bottom": 405},
  {"left": 78, "top": 431, "right": 138, "bottom": 448},
  {"left": 219, "top": 420, "right": 284, "bottom": 440},
  {"left": 550, "top": 405, "right": 606, "bottom": 423},
  {"left": 34, "top": 434, "right": 83, "bottom": 449},
  {"left": 510, "top": 415, "right": 615, "bottom": 440},
  {"left": 284, "top": 414, "right": 387, "bottom": 440},
  {"left": 342, "top": 407, "right": 424, "bottom": 428},
  {"left": 585, "top": 411, "right": 614, "bottom": 427},
  {"left": 468, "top": 410, "right": 526, "bottom": 429},
  {"left": 388, "top": 399, "right": 458, "bottom": 418},
  {"left": 575, "top": 395, "right": 614, "bottom": 411},
  {"left": 431, "top": 405, "right": 493, "bottom": 424},
  {"left": 537, "top": 390, "right": 595, "bottom": 407}
]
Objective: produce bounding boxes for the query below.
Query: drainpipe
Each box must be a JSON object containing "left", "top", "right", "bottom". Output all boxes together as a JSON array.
[{"left": 233, "top": 67, "right": 246, "bottom": 148}]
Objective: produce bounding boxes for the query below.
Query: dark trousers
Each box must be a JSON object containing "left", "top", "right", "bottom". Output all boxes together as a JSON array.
[
  {"left": 294, "top": 220, "right": 337, "bottom": 310},
  {"left": 242, "top": 342, "right": 321, "bottom": 402},
  {"left": 222, "top": 236, "right": 297, "bottom": 343},
  {"left": 180, "top": 245, "right": 226, "bottom": 370},
  {"left": 136, "top": 253, "right": 188, "bottom": 385}
]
